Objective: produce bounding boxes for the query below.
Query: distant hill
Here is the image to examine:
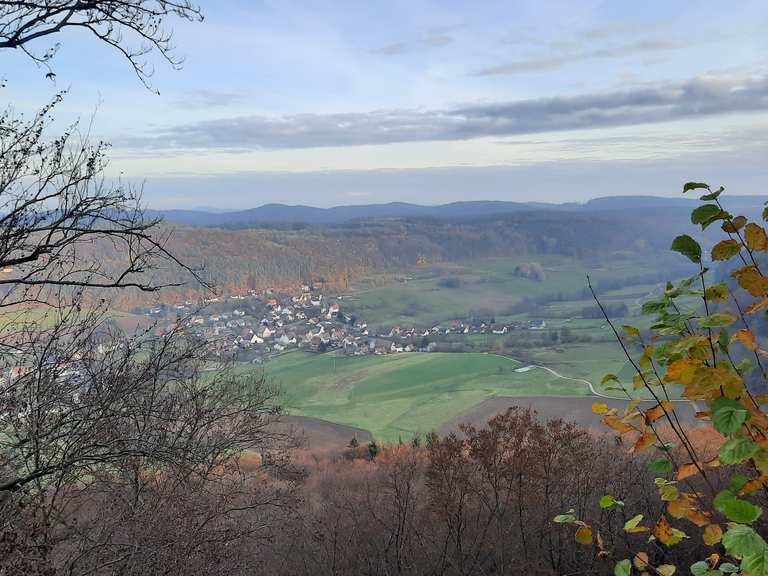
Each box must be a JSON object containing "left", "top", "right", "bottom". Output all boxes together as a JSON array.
[{"left": 148, "top": 195, "right": 768, "bottom": 227}]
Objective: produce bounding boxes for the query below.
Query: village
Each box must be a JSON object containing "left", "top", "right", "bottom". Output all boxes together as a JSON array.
[{"left": 143, "top": 286, "right": 549, "bottom": 364}]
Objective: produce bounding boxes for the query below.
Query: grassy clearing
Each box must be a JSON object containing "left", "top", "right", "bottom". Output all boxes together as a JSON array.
[{"left": 261, "top": 351, "right": 591, "bottom": 441}]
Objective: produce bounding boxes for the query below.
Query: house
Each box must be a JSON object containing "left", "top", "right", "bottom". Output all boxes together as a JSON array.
[
  {"left": 529, "top": 319, "right": 547, "bottom": 330},
  {"left": 492, "top": 326, "right": 508, "bottom": 335}
]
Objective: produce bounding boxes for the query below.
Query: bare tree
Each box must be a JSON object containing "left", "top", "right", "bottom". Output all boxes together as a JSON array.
[
  {"left": 0, "top": 1, "right": 202, "bottom": 89},
  {"left": 0, "top": 3, "right": 301, "bottom": 575}
]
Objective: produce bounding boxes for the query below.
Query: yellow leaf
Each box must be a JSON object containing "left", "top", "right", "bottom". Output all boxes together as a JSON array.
[
  {"left": 654, "top": 515, "right": 685, "bottom": 546},
  {"left": 703, "top": 524, "right": 722, "bottom": 546},
  {"left": 634, "top": 551, "right": 649, "bottom": 569},
  {"left": 657, "top": 565, "right": 676, "bottom": 576},
  {"left": 667, "top": 496, "right": 692, "bottom": 519},
  {"left": 733, "top": 328, "right": 758, "bottom": 351},
  {"left": 640, "top": 345, "right": 653, "bottom": 368},
  {"left": 665, "top": 358, "right": 699, "bottom": 385},
  {"left": 575, "top": 525, "right": 593, "bottom": 545},
  {"left": 745, "top": 222, "right": 768, "bottom": 251},
  {"left": 623, "top": 324, "right": 640, "bottom": 337},
  {"left": 732, "top": 265, "right": 768, "bottom": 297},
  {"left": 591, "top": 402, "right": 609, "bottom": 415}
]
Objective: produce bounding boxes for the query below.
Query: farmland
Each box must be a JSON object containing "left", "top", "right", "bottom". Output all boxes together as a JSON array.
[{"left": 261, "top": 351, "right": 591, "bottom": 441}]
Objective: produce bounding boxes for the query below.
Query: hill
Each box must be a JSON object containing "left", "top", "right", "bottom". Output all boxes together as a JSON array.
[{"left": 148, "top": 195, "right": 768, "bottom": 227}]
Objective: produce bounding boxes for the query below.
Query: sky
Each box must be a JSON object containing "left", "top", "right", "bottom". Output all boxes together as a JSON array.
[{"left": 2, "top": 0, "right": 768, "bottom": 209}]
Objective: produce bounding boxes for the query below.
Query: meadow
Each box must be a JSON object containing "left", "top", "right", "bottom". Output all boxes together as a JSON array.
[
  {"left": 261, "top": 351, "right": 596, "bottom": 441},
  {"left": 342, "top": 253, "right": 687, "bottom": 329}
]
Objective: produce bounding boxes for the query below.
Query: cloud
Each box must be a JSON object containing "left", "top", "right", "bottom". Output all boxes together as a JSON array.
[
  {"left": 174, "top": 90, "right": 245, "bottom": 108},
  {"left": 474, "top": 39, "right": 679, "bottom": 76},
  {"left": 371, "top": 34, "right": 454, "bottom": 55},
  {"left": 423, "top": 34, "right": 454, "bottom": 47},
  {"left": 371, "top": 42, "right": 410, "bottom": 56},
  {"left": 120, "top": 73, "right": 768, "bottom": 151}
]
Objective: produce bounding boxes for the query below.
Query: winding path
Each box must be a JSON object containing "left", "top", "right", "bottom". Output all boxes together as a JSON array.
[{"left": 490, "top": 353, "right": 700, "bottom": 410}]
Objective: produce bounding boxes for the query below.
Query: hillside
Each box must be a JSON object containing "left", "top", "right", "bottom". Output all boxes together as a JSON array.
[{"left": 97, "top": 207, "right": 692, "bottom": 308}]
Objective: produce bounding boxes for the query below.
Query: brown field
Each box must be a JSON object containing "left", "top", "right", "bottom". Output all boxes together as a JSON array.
[
  {"left": 278, "top": 415, "right": 372, "bottom": 451},
  {"left": 439, "top": 396, "right": 701, "bottom": 434}
]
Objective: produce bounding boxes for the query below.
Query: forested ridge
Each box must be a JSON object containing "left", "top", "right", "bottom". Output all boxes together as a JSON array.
[{"left": 94, "top": 208, "right": 689, "bottom": 308}]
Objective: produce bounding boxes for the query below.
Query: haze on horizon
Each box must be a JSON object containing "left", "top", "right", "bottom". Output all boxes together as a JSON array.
[{"left": 2, "top": 0, "right": 767, "bottom": 209}]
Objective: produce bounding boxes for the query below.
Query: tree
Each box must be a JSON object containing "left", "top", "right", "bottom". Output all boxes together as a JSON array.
[
  {"left": 368, "top": 440, "right": 379, "bottom": 460},
  {"left": 559, "top": 182, "right": 768, "bottom": 575},
  {"left": 0, "top": 1, "right": 202, "bottom": 90},
  {"left": 0, "top": 3, "right": 298, "bottom": 574}
]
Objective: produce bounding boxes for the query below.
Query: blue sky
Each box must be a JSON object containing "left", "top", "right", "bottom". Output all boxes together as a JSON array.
[{"left": 2, "top": 0, "right": 767, "bottom": 208}]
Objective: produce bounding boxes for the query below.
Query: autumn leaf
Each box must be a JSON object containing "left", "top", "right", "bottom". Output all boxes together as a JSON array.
[
  {"left": 604, "top": 415, "right": 634, "bottom": 434},
  {"left": 654, "top": 515, "right": 685, "bottom": 546},
  {"left": 711, "top": 239, "right": 741, "bottom": 261},
  {"left": 631, "top": 431, "right": 657, "bottom": 453},
  {"left": 745, "top": 222, "right": 768, "bottom": 251},
  {"left": 745, "top": 297, "right": 768, "bottom": 315},
  {"left": 734, "top": 328, "right": 758, "bottom": 351},
  {"left": 677, "top": 462, "right": 701, "bottom": 481},
  {"left": 703, "top": 524, "right": 723, "bottom": 545},
  {"left": 665, "top": 358, "right": 699, "bottom": 385},
  {"left": 667, "top": 496, "right": 692, "bottom": 519},
  {"left": 592, "top": 402, "right": 609, "bottom": 414},
  {"left": 645, "top": 401, "right": 672, "bottom": 424},
  {"left": 575, "top": 525, "right": 593, "bottom": 545},
  {"left": 732, "top": 265, "right": 768, "bottom": 297}
]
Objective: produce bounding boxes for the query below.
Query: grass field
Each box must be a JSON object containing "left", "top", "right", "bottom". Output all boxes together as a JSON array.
[
  {"left": 343, "top": 254, "right": 685, "bottom": 329},
  {"left": 261, "top": 351, "right": 593, "bottom": 441}
]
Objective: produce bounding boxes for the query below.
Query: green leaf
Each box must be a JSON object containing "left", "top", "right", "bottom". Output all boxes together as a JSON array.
[
  {"left": 763, "top": 205, "right": 768, "bottom": 221},
  {"left": 712, "top": 397, "right": 749, "bottom": 435},
  {"left": 731, "top": 473, "right": 750, "bottom": 493},
  {"left": 623, "top": 514, "right": 644, "bottom": 531},
  {"left": 714, "top": 490, "right": 737, "bottom": 513},
  {"left": 699, "top": 311, "right": 737, "bottom": 328},
  {"left": 601, "top": 373, "right": 619, "bottom": 385},
  {"left": 722, "top": 525, "right": 767, "bottom": 559},
  {"left": 660, "top": 484, "right": 680, "bottom": 501},
  {"left": 719, "top": 438, "right": 759, "bottom": 465},
  {"left": 600, "top": 495, "right": 619, "bottom": 509},
  {"left": 712, "top": 239, "right": 742, "bottom": 261},
  {"left": 701, "top": 186, "right": 724, "bottom": 201},
  {"left": 724, "top": 498, "right": 762, "bottom": 524},
  {"left": 692, "top": 204, "right": 722, "bottom": 225},
  {"left": 720, "top": 563, "right": 739, "bottom": 573},
  {"left": 684, "top": 182, "right": 710, "bottom": 193},
  {"left": 649, "top": 459, "right": 674, "bottom": 474},
  {"left": 690, "top": 561, "right": 714, "bottom": 576},
  {"left": 672, "top": 235, "right": 702, "bottom": 263},
  {"left": 614, "top": 559, "right": 631, "bottom": 576},
  {"left": 743, "top": 546, "right": 768, "bottom": 576},
  {"left": 553, "top": 513, "right": 577, "bottom": 523}
]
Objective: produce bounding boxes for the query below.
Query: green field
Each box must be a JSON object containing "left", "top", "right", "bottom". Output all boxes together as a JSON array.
[
  {"left": 343, "top": 254, "right": 684, "bottom": 329},
  {"left": 261, "top": 351, "right": 594, "bottom": 441}
]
